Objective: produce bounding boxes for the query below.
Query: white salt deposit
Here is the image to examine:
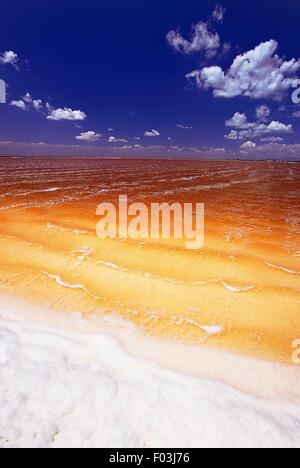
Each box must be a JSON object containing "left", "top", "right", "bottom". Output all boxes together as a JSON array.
[{"left": 0, "top": 306, "right": 300, "bottom": 448}]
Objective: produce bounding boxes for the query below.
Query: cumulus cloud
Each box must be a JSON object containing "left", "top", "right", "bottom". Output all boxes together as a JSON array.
[
  {"left": 225, "top": 112, "right": 293, "bottom": 140},
  {"left": 237, "top": 141, "right": 300, "bottom": 160},
  {"left": 240, "top": 141, "right": 257, "bottom": 150},
  {"left": 256, "top": 105, "right": 271, "bottom": 122},
  {"left": 144, "top": 129, "right": 160, "bottom": 137},
  {"left": 33, "top": 100, "right": 43, "bottom": 111},
  {"left": 22, "top": 93, "right": 43, "bottom": 111},
  {"left": 226, "top": 112, "right": 249, "bottom": 128},
  {"left": 167, "top": 21, "right": 221, "bottom": 58},
  {"left": 76, "top": 131, "right": 102, "bottom": 142},
  {"left": 225, "top": 130, "right": 239, "bottom": 141},
  {"left": 229, "top": 140, "right": 300, "bottom": 160},
  {"left": 0, "top": 50, "right": 19, "bottom": 69},
  {"left": 10, "top": 100, "right": 27, "bottom": 110},
  {"left": 10, "top": 99, "right": 28, "bottom": 111},
  {"left": 186, "top": 40, "right": 300, "bottom": 100},
  {"left": 47, "top": 107, "right": 87, "bottom": 121},
  {"left": 9, "top": 92, "right": 88, "bottom": 123},
  {"left": 23, "top": 93, "right": 33, "bottom": 104},
  {"left": 10, "top": 94, "right": 43, "bottom": 112},
  {"left": 212, "top": 5, "right": 226, "bottom": 23},
  {"left": 108, "top": 136, "right": 128, "bottom": 143},
  {"left": 260, "top": 120, "right": 292, "bottom": 133}
]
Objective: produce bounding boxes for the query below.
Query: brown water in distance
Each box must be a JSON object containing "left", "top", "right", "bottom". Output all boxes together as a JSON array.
[{"left": 0, "top": 157, "right": 299, "bottom": 363}]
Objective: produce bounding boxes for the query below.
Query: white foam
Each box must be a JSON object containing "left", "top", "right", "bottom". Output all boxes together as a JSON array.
[
  {"left": 193, "top": 278, "right": 254, "bottom": 293},
  {"left": 19, "top": 187, "right": 61, "bottom": 195},
  {"left": 73, "top": 246, "right": 95, "bottom": 264},
  {"left": 200, "top": 324, "right": 224, "bottom": 336},
  {"left": 96, "top": 260, "right": 127, "bottom": 272},
  {"left": 47, "top": 223, "right": 89, "bottom": 236},
  {"left": 171, "top": 316, "right": 224, "bottom": 336},
  {"left": 264, "top": 261, "right": 299, "bottom": 275},
  {"left": 43, "top": 272, "right": 86, "bottom": 291},
  {"left": 221, "top": 282, "right": 254, "bottom": 293}
]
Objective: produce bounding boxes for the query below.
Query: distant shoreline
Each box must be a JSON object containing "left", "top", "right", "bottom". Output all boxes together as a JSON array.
[{"left": 0, "top": 155, "right": 299, "bottom": 163}]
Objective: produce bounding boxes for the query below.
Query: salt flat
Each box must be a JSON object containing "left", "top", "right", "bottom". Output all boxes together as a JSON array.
[{"left": 0, "top": 302, "right": 300, "bottom": 448}]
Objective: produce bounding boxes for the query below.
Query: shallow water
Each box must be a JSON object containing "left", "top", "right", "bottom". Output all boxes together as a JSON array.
[{"left": 0, "top": 157, "right": 299, "bottom": 363}]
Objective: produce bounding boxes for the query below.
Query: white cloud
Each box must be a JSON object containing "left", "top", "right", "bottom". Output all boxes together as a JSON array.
[
  {"left": 23, "top": 93, "right": 33, "bottom": 104},
  {"left": 47, "top": 107, "right": 87, "bottom": 121},
  {"left": 256, "top": 105, "right": 271, "bottom": 121},
  {"left": 108, "top": 136, "right": 128, "bottom": 143},
  {"left": 225, "top": 112, "right": 293, "bottom": 140},
  {"left": 177, "top": 124, "right": 193, "bottom": 129},
  {"left": 226, "top": 112, "right": 249, "bottom": 129},
  {"left": 267, "top": 121, "right": 292, "bottom": 133},
  {"left": 187, "top": 40, "right": 300, "bottom": 100},
  {"left": 112, "top": 145, "right": 133, "bottom": 150},
  {"left": 212, "top": 5, "right": 226, "bottom": 23},
  {"left": 10, "top": 100, "right": 27, "bottom": 110},
  {"left": 76, "top": 131, "right": 102, "bottom": 142},
  {"left": 10, "top": 94, "right": 43, "bottom": 112},
  {"left": 0, "top": 51, "right": 19, "bottom": 69},
  {"left": 9, "top": 92, "right": 87, "bottom": 123},
  {"left": 144, "top": 129, "right": 160, "bottom": 137},
  {"left": 237, "top": 141, "right": 300, "bottom": 160},
  {"left": 292, "top": 111, "right": 300, "bottom": 118},
  {"left": 214, "top": 147, "right": 226, "bottom": 152},
  {"left": 225, "top": 130, "right": 239, "bottom": 141},
  {"left": 22, "top": 93, "right": 43, "bottom": 111},
  {"left": 239, "top": 139, "right": 300, "bottom": 158},
  {"left": 167, "top": 21, "right": 221, "bottom": 58},
  {"left": 261, "top": 136, "right": 283, "bottom": 142},
  {"left": 33, "top": 99, "right": 43, "bottom": 111},
  {"left": 240, "top": 141, "right": 257, "bottom": 150}
]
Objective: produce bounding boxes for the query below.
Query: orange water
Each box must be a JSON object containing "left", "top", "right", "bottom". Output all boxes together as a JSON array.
[{"left": 0, "top": 157, "right": 299, "bottom": 363}]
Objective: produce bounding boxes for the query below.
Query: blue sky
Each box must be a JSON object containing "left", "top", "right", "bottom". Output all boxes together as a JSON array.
[{"left": 0, "top": 0, "right": 300, "bottom": 159}]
